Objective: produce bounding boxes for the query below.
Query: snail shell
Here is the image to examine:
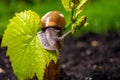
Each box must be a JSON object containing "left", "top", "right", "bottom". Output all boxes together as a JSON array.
[{"left": 41, "top": 11, "right": 65, "bottom": 29}]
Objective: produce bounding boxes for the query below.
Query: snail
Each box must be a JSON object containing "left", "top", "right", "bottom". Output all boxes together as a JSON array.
[{"left": 37, "top": 11, "right": 71, "bottom": 53}]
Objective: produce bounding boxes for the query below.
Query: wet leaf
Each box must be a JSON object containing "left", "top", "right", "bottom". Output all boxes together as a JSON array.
[{"left": 2, "top": 10, "right": 57, "bottom": 80}]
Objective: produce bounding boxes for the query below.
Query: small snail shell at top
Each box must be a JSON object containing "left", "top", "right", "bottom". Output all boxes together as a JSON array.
[{"left": 41, "top": 11, "right": 65, "bottom": 29}]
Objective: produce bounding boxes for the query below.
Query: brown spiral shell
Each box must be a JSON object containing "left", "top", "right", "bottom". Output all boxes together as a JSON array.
[{"left": 41, "top": 11, "right": 65, "bottom": 29}]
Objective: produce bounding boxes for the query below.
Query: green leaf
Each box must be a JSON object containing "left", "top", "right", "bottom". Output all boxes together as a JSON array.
[
  {"left": 61, "top": 0, "right": 71, "bottom": 12},
  {"left": 1, "top": 10, "right": 57, "bottom": 80}
]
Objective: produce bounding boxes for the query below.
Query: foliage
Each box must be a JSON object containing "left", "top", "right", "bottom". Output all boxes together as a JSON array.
[
  {"left": 1, "top": 10, "right": 57, "bottom": 80},
  {"left": 61, "top": 0, "right": 71, "bottom": 12},
  {"left": 61, "top": 0, "right": 88, "bottom": 33}
]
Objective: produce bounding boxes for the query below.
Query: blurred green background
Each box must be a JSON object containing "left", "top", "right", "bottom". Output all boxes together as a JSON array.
[{"left": 0, "top": 0, "right": 120, "bottom": 37}]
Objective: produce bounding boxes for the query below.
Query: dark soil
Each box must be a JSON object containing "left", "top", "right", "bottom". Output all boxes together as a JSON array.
[{"left": 1, "top": 32, "right": 120, "bottom": 80}]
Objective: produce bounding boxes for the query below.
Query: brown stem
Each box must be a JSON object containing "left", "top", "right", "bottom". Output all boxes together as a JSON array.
[{"left": 44, "top": 60, "right": 60, "bottom": 80}]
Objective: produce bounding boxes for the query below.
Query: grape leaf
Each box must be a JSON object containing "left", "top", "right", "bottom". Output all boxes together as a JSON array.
[{"left": 1, "top": 10, "right": 57, "bottom": 80}]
